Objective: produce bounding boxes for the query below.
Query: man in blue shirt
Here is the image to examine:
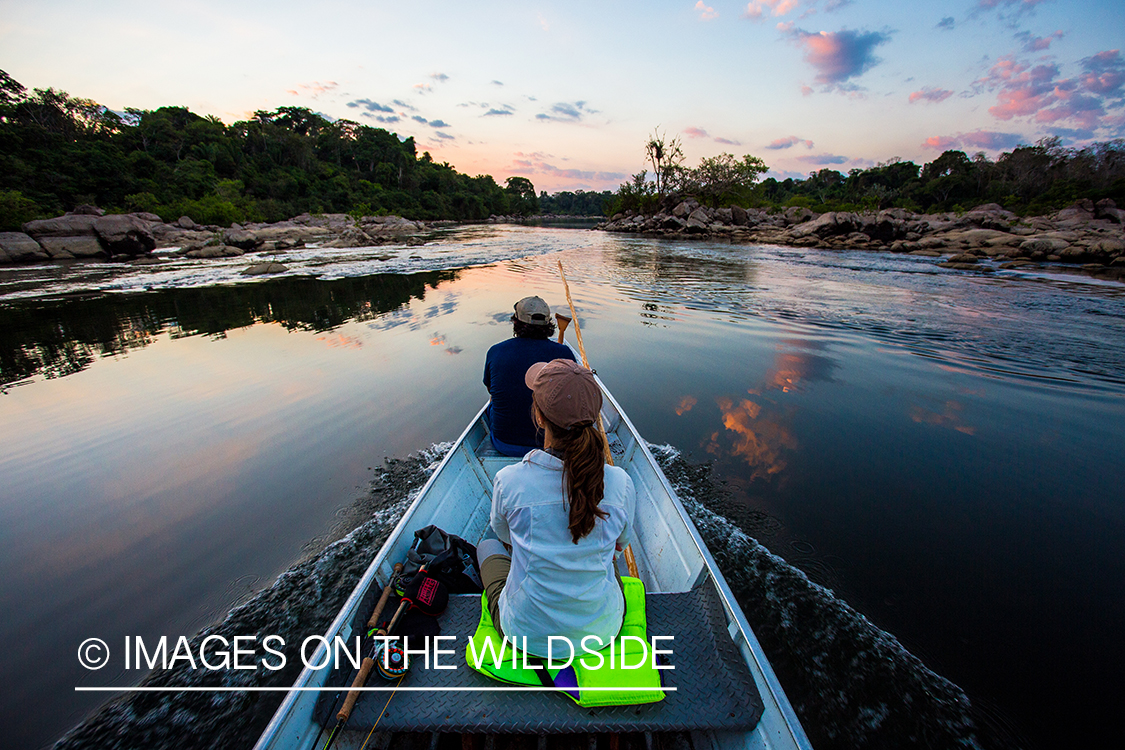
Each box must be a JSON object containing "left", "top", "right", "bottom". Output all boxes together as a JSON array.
[{"left": 483, "top": 296, "right": 576, "bottom": 455}]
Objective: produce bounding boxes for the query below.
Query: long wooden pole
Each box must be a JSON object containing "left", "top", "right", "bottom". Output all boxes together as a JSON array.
[{"left": 557, "top": 260, "right": 640, "bottom": 579}]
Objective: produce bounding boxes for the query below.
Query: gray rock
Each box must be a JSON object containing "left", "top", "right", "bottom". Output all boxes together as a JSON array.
[
  {"left": 132, "top": 212, "right": 164, "bottom": 223},
  {"left": 23, "top": 214, "right": 99, "bottom": 237},
  {"left": 0, "top": 232, "right": 48, "bottom": 262},
  {"left": 94, "top": 214, "right": 155, "bottom": 256},
  {"left": 731, "top": 205, "right": 749, "bottom": 225},
  {"left": 784, "top": 206, "right": 815, "bottom": 225},
  {"left": 177, "top": 216, "right": 197, "bottom": 229},
  {"left": 39, "top": 236, "right": 106, "bottom": 258},
  {"left": 241, "top": 262, "right": 288, "bottom": 276},
  {"left": 790, "top": 212, "right": 840, "bottom": 238},
  {"left": 1019, "top": 237, "right": 1069, "bottom": 254},
  {"left": 671, "top": 201, "right": 693, "bottom": 218},
  {"left": 687, "top": 207, "right": 712, "bottom": 224},
  {"left": 223, "top": 228, "right": 260, "bottom": 249},
  {"left": 1090, "top": 238, "right": 1125, "bottom": 255},
  {"left": 946, "top": 253, "right": 979, "bottom": 263},
  {"left": 715, "top": 207, "right": 733, "bottom": 224},
  {"left": 661, "top": 215, "right": 686, "bottom": 230}
]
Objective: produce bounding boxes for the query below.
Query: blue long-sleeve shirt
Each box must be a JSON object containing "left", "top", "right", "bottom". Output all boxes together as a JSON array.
[{"left": 483, "top": 337, "right": 576, "bottom": 450}]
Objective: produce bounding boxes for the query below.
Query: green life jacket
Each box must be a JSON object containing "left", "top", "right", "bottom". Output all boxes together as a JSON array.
[{"left": 464, "top": 576, "right": 666, "bottom": 707}]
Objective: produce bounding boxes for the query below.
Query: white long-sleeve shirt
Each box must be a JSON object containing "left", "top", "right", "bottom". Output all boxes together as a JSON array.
[{"left": 491, "top": 449, "right": 636, "bottom": 657}]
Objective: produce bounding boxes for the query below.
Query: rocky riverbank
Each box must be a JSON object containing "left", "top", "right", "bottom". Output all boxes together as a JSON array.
[
  {"left": 0, "top": 206, "right": 430, "bottom": 269},
  {"left": 597, "top": 198, "right": 1125, "bottom": 279}
]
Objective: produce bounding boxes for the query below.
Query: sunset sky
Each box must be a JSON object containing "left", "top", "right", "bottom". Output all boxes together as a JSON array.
[{"left": 3, "top": 0, "right": 1123, "bottom": 191}]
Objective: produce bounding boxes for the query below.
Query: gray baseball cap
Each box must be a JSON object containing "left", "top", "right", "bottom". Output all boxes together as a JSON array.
[{"left": 514, "top": 296, "right": 552, "bottom": 325}]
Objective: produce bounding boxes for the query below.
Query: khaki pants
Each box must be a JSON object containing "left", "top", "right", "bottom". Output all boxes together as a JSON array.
[{"left": 478, "top": 553, "right": 626, "bottom": 639}]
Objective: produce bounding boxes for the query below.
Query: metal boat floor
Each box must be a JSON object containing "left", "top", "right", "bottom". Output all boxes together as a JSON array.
[{"left": 312, "top": 580, "right": 764, "bottom": 733}]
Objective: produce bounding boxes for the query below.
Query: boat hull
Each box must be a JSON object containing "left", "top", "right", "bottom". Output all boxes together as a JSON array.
[{"left": 254, "top": 375, "right": 811, "bottom": 750}]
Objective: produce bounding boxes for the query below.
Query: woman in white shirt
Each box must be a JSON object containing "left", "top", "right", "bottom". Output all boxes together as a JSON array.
[{"left": 477, "top": 359, "right": 637, "bottom": 658}]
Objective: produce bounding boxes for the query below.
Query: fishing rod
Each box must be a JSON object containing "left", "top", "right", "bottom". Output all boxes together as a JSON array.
[
  {"left": 320, "top": 562, "right": 449, "bottom": 750},
  {"left": 314, "top": 562, "right": 402, "bottom": 750},
  {"left": 557, "top": 260, "right": 640, "bottom": 579}
]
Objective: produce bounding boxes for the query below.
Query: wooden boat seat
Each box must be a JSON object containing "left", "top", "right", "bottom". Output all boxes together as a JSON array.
[{"left": 311, "top": 576, "right": 765, "bottom": 734}]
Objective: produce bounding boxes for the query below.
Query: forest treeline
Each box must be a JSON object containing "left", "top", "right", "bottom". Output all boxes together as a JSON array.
[
  {"left": 0, "top": 70, "right": 542, "bottom": 230},
  {"left": 5, "top": 70, "right": 1123, "bottom": 231},
  {"left": 610, "top": 130, "right": 1125, "bottom": 217}
]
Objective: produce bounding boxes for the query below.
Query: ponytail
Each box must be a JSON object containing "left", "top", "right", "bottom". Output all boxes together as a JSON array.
[{"left": 539, "top": 413, "right": 608, "bottom": 543}]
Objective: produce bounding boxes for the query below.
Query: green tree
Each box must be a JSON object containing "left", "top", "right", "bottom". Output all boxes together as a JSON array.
[
  {"left": 504, "top": 176, "right": 539, "bottom": 215},
  {"left": 673, "top": 153, "right": 769, "bottom": 207}
]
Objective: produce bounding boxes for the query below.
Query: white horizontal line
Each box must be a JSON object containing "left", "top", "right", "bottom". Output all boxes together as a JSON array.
[{"left": 75, "top": 686, "right": 674, "bottom": 693}]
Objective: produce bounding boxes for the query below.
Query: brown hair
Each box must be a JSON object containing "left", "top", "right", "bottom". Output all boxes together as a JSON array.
[
  {"left": 537, "top": 407, "right": 608, "bottom": 543},
  {"left": 512, "top": 316, "right": 555, "bottom": 339}
]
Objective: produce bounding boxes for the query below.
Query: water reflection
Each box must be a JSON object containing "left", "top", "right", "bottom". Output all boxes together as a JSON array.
[
  {"left": 909, "top": 399, "right": 977, "bottom": 435},
  {"left": 706, "top": 343, "right": 837, "bottom": 481},
  {"left": 0, "top": 272, "right": 457, "bottom": 390}
]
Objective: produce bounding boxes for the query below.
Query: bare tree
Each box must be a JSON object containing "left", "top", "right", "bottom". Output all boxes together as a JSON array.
[{"left": 645, "top": 128, "right": 684, "bottom": 197}]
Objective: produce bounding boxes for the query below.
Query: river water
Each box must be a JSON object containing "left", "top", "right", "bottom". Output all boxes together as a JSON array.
[{"left": 1, "top": 225, "right": 1122, "bottom": 748}]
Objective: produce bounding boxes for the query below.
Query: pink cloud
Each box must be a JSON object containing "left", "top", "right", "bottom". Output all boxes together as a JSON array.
[
  {"left": 921, "top": 130, "right": 1023, "bottom": 151},
  {"left": 766, "top": 135, "right": 815, "bottom": 149},
  {"left": 785, "top": 27, "right": 891, "bottom": 88},
  {"left": 684, "top": 126, "right": 710, "bottom": 138},
  {"left": 1079, "top": 50, "right": 1125, "bottom": 96},
  {"left": 714, "top": 136, "right": 743, "bottom": 145},
  {"left": 975, "top": 50, "right": 1124, "bottom": 132},
  {"left": 909, "top": 87, "right": 954, "bottom": 104},
  {"left": 292, "top": 81, "right": 338, "bottom": 99},
  {"left": 743, "top": 0, "right": 799, "bottom": 20},
  {"left": 695, "top": 1, "right": 719, "bottom": 20},
  {"left": 1017, "top": 30, "right": 1064, "bottom": 52}
]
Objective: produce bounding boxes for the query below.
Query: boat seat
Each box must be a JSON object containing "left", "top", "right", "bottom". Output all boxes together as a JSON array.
[{"left": 312, "top": 577, "right": 765, "bottom": 733}]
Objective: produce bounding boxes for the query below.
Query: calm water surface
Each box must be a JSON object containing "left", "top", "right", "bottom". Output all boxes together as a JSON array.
[{"left": 1, "top": 226, "right": 1123, "bottom": 748}]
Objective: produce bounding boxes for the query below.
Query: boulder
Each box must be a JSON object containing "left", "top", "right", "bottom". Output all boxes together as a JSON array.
[
  {"left": 731, "top": 205, "right": 749, "bottom": 225},
  {"left": 23, "top": 214, "right": 98, "bottom": 238},
  {"left": 672, "top": 200, "right": 693, "bottom": 218},
  {"left": 661, "top": 215, "right": 686, "bottom": 230},
  {"left": 241, "top": 262, "right": 288, "bottom": 276},
  {"left": 94, "top": 214, "right": 155, "bottom": 256},
  {"left": 177, "top": 215, "right": 198, "bottom": 229},
  {"left": 38, "top": 236, "right": 106, "bottom": 258},
  {"left": 1019, "top": 237, "right": 1069, "bottom": 254},
  {"left": 132, "top": 212, "right": 164, "bottom": 224},
  {"left": 946, "top": 253, "right": 980, "bottom": 263},
  {"left": 790, "top": 212, "right": 844, "bottom": 238},
  {"left": 223, "top": 228, "right": 261, "bottom": 250},
  {"left": 0, "top": 232, "right": 48, "bottom": 262},
  {"left": 687, "top": 207, "right": 712, "bottom": 224},
  {"left": 783, "top": 206, "right": 815, "bottom": 225},
  {"left": 1090, "top": 238, "right": 1125, "bottom": 256},
  {"left": 969, "top": 203, "right": 1007, "bottom": 213},
  {"left": 185, "top": 245, "right": 244, "bottom": 258}
]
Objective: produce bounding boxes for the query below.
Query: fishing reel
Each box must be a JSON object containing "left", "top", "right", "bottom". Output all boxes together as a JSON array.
[{"left": 372, "top": 639, "right": 408, "bottom": 681}]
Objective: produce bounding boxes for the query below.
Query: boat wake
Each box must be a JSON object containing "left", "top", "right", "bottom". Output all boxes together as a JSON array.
[
  {"left": 54, "top": 445, "right": 449, "bottom": 750},
  {"left": 57, "top": 442, "right": 1019, "bottom": 750},
  {"left": 649, "top": 444, "right": 1023, "bottom": 750}
]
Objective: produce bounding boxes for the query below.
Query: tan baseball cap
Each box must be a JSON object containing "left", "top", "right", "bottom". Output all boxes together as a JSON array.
[
  {"left": 513, "top": 296, "right": 552, "bottom": 325},
  {"left": 525, "top": 359, "right": 602, "bottom": 429}
]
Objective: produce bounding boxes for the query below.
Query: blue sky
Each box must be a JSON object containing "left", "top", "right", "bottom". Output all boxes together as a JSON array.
[{"left": 2, "top": 0, "right": 1122, "bottom": 191}]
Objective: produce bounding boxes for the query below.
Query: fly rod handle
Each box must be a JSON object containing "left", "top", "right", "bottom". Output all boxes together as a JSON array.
[
  {"left": 336, "top": 656, "right": 377, "bottom": 722},
  {"left": 334, "top": 598, "right": 409, "bottom": 721},
  {"left": 366, "top": 563, "right": 403, "bottom": 629}
]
